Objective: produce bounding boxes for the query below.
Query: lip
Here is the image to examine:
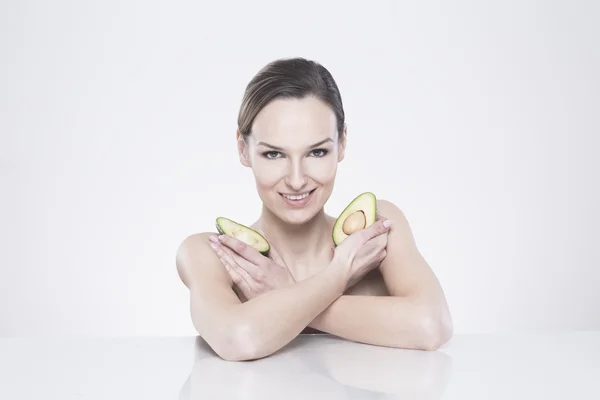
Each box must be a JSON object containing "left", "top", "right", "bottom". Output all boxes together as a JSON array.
[
  {"left": 279, "top": 189, "right": 316, "bottom": 197},
  {"left": 279, "top": 188, "right": 316, "bottom": 207}
]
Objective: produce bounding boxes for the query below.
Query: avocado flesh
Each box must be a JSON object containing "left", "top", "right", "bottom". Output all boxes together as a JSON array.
[
  {"left": 332, "top": 192, "right": 377, "bottom": 246},
  {"left": 215, "top": 217, "right": 270, "bottom": 255}
]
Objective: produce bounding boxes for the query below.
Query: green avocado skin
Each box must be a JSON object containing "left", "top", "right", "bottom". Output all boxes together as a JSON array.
[
  {"left": 215, "top": 192, "right": 377, "bottom": 254},
  {"left": 215, "top": 217, "right": 270, "bottom": 256}
]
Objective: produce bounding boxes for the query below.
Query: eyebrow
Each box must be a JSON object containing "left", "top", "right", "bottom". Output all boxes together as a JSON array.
[{"left": 257, "top": 138, "right": 333, "bottom": 151}]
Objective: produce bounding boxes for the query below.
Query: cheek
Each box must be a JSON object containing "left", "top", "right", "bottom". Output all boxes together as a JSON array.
[
  {"left": 305, "top": 158, "right": 338, "bottom": 183},
  {"left": 252, "top": 159, "right": 284, "bottom": 187}
]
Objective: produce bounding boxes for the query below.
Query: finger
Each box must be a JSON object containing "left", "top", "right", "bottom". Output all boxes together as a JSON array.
[
  {"left": 214, "top": 234, "right": 264, "bottom": 276},
  {"left": 216, "top": 243, "right": 258, "bottom": 287},
  {"left": 215, "top": 245, "right": 247, "bottom": 288},
  {"left": 360, "top": 218, "right": 393, "bottom": 243},
  {"left": 222, "top": 257, "right": 247, "bottom": 287},
  {"left": 209, "top": 239, "right": 255, "bottom": 288},
  {"left": 257, "top": 228, "right": 277, "bottom": 258},
  {"left": 269, "top": 248, "right": 285, "bottom": 266},
  {"left": 363, "top": 234, "right": 389, "bottom": 259},
  {"left": 367, "top": 231, "right": 389, "bottom": 248},
  {"left": 218, "top": 234, "right": 267, "bottom": 266},
  {"left": 269, "top": 245, "right": 286, "bottom": 267},
  {"left": 220, "top": 244, "right": 266, "bottom": 282},
  {"left": 257, "top": 228, "right": 285, "bottom": 266},
  {"left": 379, "top": 249, "right": 388, "bottom": 262},
  {"left": 376, "top": 212, "right": 388, "bottom": 221}
]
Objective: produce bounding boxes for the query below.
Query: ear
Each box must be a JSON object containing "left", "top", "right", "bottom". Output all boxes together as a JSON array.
[
  {"left": 337, "top": 123, "right": 347, "bottom": 162},
  {"left": 236, "top": 129, "right": 251, "bottom": 167}
]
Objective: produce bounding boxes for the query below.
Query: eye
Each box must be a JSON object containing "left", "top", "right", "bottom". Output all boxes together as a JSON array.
[
  {"left": 310, "top": 148, "right": 329, "bottom": 157},
  {"left": 262, "top": 151, "right": 282, "bottom": 159}
]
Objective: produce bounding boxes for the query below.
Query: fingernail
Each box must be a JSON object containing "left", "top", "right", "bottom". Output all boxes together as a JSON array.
[
  {"left": 218, "top": 235, "right": 225, "bottom": 241},
  {"left": 209, "top": 235, "right": 219, "bottom": 243},
  {"left": 383, "top": 220, "right": 393, "bottom": 228}
]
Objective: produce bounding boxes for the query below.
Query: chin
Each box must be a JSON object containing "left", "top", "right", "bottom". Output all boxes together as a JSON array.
[
  {"left": 273, "top": 202, "right": 316, "bottom": 225},
  {"left": 279, "top": 211, "right": 316, "bottom": 225}
]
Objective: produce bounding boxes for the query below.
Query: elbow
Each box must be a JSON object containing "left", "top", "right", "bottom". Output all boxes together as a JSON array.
[
  {"left": 418, "top": 310, "right": 454, "bottom": 351},
  {"left": 214, "top": 323, "right": 263, "bottom": 362}
]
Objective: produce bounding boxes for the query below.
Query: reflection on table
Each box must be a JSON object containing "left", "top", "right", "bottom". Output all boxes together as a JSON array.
[{"left": 179, "top": 334, "right": 453, "bottom": 399}]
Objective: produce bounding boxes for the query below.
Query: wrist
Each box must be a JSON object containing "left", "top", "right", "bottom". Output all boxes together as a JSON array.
[{"left": 324, "top": 258, "right": 349, "bottom": 295}]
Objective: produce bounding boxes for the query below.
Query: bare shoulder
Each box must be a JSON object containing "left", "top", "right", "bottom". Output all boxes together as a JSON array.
[
  {"left": 376, "top": 199, "right": 416, "bottom": 249},
  {"left": 343, "top": 200, "right": 406, "bottom": 297},
  {"left": 377, "top": 199, "right": 408, "bottom": 221},
  {"left": 176, "top": 232, "right": 209, "bottom": 288},
  {"left": 375, "top": 198, "right": 442, "bottom": 297},
  {"left": 175, "top": 232, "right": 234, "bottom": 292},
  {"left": 175, "top": 232, "right": 245, "bottom": 347}
]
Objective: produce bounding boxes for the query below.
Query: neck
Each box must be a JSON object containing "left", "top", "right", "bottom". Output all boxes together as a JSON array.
[{"left": 258, "top": 204, "right": 333, "bottom": 265}]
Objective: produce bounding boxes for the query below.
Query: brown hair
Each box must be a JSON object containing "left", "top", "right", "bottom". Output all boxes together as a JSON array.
[{"left": 237, "top": 57, "right": 345, "bottom": 141}]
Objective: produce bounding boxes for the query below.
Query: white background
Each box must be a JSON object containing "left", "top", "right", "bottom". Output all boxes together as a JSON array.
[{"left": 1, "top": 0, "right": 598, "bottom": 337}]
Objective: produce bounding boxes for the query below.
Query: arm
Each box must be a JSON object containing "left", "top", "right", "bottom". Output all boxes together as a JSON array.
[
  {"left": 308, "top": 200, "right": 453, "bottom": 350},
  {"left": 308, "top": 295, "right": 444, "bottom": 350},
  {"left": 176, "top": 232, "right": 347, "bottom": 361}
]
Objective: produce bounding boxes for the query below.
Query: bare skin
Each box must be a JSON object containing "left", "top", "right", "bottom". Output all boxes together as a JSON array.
[
  {"left": 234, "top": 216, "right": 389, "bottom": 303},
  {"left": 176, "top": 95, "right": 453, "bottom": 361}
]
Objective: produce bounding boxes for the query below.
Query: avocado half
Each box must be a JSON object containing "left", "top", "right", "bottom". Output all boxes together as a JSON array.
[
  {"left": 332, "top": 192, "right": 377, "bottom": 246},
  {"left": 215, "top": 217, "right": 270, "bottom": 255}
]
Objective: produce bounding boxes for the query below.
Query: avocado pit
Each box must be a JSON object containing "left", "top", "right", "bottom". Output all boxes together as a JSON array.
[
  {"left": 342, "top": 210, "right": 366, "bottom": 235},
  {"left": 332, "top": 192, "right": 377, "bottom": 246}
]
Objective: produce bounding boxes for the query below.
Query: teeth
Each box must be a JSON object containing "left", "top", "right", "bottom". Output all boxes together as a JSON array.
[{"left": 283, "top": 192, "right": 311, "bottom": 200}]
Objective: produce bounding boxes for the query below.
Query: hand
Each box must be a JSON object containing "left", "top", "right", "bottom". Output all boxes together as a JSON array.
[
  {"left": 208, "top": 232, "right": 295, "bottom": 301},
  {"left": 332, "top": 216, "right": 392, "bottom": 290}
]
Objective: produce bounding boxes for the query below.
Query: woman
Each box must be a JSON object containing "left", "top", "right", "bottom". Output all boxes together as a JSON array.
[{"left": 176, "top": 57, "right": 453, "bottom": 361}]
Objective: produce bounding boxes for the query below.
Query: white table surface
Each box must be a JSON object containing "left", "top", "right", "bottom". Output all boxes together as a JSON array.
[{"left": 1, "top": 331, "right": 599, "bottom": 399}]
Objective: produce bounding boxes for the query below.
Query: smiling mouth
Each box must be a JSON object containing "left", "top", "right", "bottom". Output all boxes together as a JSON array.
[{"left": 279, "top": 188, "right": 317, "bottom": 200}]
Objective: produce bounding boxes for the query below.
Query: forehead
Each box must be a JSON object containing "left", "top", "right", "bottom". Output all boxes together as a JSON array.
[{"left": 250, "top": 96, "right": 337, "bottom": 146}]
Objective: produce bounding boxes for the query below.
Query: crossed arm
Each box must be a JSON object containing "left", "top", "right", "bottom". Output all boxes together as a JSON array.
[
  {"left": 176, "top": 200, "right": 453, "bottom": 361},
  {"left": 308, "top": 200, "right": 453, "bottom": 350}
]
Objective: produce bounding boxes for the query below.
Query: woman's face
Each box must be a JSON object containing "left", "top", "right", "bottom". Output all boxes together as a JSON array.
[{"left": 238, "top": 95, "right": 346, "bottom": 225}]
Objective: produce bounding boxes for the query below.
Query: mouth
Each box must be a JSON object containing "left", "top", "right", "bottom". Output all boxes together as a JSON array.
[{"left": 279, "top": 188, "right": 317, "bottom": 207}]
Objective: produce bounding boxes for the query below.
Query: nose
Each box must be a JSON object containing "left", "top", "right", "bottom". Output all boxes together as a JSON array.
[{"left": 285, "top": 160, "right": 309, "bottom": 192}]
